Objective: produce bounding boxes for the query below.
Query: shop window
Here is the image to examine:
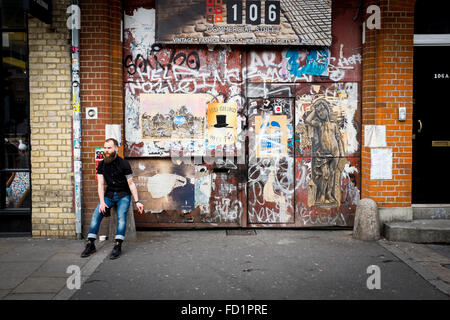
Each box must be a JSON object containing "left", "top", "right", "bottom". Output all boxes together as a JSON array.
[
  {"left": 1, "top": 0, "right": 26, "bottom": 29},
  {"left": 0, "top": 3, "right": 31, "bottom": 234}
]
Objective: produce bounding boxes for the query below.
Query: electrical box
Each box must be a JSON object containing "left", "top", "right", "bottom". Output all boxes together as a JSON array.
[
  {"left": 86, "top": 107, "right": 98, "bottom": 120},
  {"left": 398, "top": 107, "right": 406, "bottom": 121}
]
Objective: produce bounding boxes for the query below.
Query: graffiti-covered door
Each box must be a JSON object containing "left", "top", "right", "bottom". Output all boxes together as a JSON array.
[
  {"left": 247, "top": 98, "right": 296, "bottom": 225},
  {"left": 246, "top": 86, "right": 361, "bottom": 228},
  {"left": 123, "top": 0, "right": 363, "bottom": 229},
  {"left": 123, "top": 3, "right": 247, "bottom": 228},
  {"left": 294, "top": 83, "right": 361, "bottom": 227}
]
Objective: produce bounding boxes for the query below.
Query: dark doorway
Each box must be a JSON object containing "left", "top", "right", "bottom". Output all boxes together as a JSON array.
[
  {"left": 412, "top": 0, "right": 450, "bottom": 204},
  {"left": 412, "top": 46, "right": 450, "bottom": 203}
]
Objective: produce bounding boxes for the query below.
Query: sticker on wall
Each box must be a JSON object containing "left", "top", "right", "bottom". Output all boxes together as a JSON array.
[
  {"left": 140, "top": 93, "right": 207, "bottom": 143},
  {"left": 255, "top": 115, "right": 288, "bottom": 158},
  {"left": 194, "top": 165, "right": 212, "bottom": 207},
  {"left": 95, "top": 148, "right": 104, "bottom": 180},
  {"left": 207, "top": 102, "right": 237, "bottom": 148}
]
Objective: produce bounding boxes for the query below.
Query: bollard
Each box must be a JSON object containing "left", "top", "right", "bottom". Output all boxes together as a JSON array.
[{"left": 353, "top": 198, "right": 380, "bottom": 241}]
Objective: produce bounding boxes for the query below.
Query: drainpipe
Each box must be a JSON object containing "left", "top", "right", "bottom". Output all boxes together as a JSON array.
[{"left": 68, "top": 1, "right": 82, "bottom": 239}]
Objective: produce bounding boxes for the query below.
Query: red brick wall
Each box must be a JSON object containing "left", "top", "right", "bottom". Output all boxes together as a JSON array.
[
  {"left": 361, "top": 0, "right": 415, "bottom": 208},
  {"left": 80, "top": 0, "right": 123, "bottom": 236}
]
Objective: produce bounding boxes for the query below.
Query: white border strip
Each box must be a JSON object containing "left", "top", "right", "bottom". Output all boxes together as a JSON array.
[{"left": 414, "top": 34, "right": 450, "bottom": 46}]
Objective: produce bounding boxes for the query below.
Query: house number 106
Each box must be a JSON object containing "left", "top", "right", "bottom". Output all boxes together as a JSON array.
[{"left": 227, "top": 0, "right": 280, "bottom": 25}]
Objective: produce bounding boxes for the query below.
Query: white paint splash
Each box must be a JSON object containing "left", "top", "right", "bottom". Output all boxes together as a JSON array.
[{"left": 124, "top": 8, "right": 155, "bottom": 60}]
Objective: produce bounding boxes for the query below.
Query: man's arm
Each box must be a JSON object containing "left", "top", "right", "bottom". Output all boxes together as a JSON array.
[
  {"left": 97, "top": 174, "right": 108, "bottom": 213},
  {"left": 127, "top": 175, "right": 144, "bottom": 214}
]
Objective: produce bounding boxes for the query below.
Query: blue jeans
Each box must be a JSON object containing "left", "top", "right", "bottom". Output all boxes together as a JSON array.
[{"left": 87, "top": 193, "right": 131, "bottom": 241}]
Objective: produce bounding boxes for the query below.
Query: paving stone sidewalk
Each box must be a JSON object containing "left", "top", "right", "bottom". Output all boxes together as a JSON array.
[
  {"left": 0, "top": 237, "right": 110, "bottom": 300},
  {"left": 1, "top": 231, "right": 450, "bottom": 300}
]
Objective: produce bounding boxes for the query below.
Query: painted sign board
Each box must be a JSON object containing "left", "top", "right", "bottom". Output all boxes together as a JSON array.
[{"left": 155, "top": 0, "right": 331, "bottom": 46}]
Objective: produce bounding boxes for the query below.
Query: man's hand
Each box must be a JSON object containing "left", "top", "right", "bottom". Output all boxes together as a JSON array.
[
  {"left": 136, "top": 202, "right": 144, "bottom": 214},
  {"left": 99, "top": 202, "right": 109, "bottom": 213}
]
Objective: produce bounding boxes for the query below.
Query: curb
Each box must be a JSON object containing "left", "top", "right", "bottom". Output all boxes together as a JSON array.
[{"left": 378, "top": 240, "right": 450, "bottom": 297}]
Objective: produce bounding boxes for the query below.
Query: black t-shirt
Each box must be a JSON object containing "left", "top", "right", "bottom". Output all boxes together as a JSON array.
[{"left": 96, "top": 156, "right": 132, "bottom": 199}]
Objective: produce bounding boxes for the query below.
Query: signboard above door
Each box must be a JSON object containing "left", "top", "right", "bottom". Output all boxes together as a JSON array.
[{"left": 155, "top": 0, "right": 332, "bottom": 46}]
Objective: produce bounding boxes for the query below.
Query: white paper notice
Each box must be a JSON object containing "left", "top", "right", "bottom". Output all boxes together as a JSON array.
[
  {"left": 371, "top": 148, "right": 392, "bottom": 180},
  {"left": 105, "top": 124, "right": 122, "bottom": 146},
  {"left": 364, "top": 125, "right": 387, "bottom": 148}
]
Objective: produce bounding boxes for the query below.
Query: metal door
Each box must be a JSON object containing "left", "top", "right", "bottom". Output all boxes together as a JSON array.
[
  {"left": 247, "top": 97, "right": 296, "bottom": 225},
  {"left": 413, "top": 46, "right": 450, "bottom": 203},
  {"left": 294, "top": 83, "right": 360, "bottom": 227}
]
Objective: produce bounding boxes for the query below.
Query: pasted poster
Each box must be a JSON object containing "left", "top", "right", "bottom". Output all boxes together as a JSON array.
[
  {"left": 207, "top": 102, "right": 237, "bottom": 147},
  {"left": 131, "top": 160, "right": 195, "bottom": 211},
  {"left": 95, "top": 148, "right": 104, "bottom": 180},
  {"left": 370, "top": 148, "right": 392, "bottom": 180},
  {"left": 364, "top": 125, "right": 387, "bottom": 148},
  {"left": 295, "top": 83, "right": 359, "bottom": 157},
  {"left": 140, "top": 93, "right": 207, "bottom": 142},
  {"left": 255, "top": 115, "right": 288, "bottom": 158},
  {"left": 284, "top": 48, "right": 330, "bottom": 77},
  {"left": 156, "top": 0, "right": 331, "bottom": 46}
]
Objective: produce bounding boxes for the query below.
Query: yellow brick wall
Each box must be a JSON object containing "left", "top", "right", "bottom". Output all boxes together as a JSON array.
[{"left": 28, "top": 0, "right": 75, "bottom": 238}]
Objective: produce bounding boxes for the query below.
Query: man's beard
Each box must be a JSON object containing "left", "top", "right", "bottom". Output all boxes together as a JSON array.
[{"left": 103, "top": 151, "right": 117, "bottom": 164}]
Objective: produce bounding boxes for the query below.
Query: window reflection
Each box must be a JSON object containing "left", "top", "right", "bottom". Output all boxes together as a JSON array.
[
  {"left": 5, "top": 171, "right": 30, "bottom": 208},
  {"left": 1, "top": 0, "right": 26, "bottom": 29},
  {"left": 3, "top": 32, "right": 29, "bottom": 137},
  {"left": 4, "top": 137, "right": 29, "bottom": 169},
  {"left": 1, "top": 1, "right": 30, "bottom": 219}
]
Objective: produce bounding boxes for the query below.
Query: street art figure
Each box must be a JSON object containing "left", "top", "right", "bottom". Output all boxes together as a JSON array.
[{"left": 305, "top": 98, "right": 346, "bottom": 207}]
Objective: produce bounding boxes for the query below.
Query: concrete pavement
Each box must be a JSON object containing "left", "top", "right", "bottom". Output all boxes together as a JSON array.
[
  {"left": 0, "top": 237, "right": 109, "bottom": 300},
  {"left": 1, "top": 230, "right": 449, "bottom": 300}
]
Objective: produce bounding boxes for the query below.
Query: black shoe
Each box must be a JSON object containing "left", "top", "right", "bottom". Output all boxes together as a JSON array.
[
  {"left": 109, "top": 242, "right": 122, "bottom": 260},
  {"left": 81, "top": 240, "right": 96, "bottom": 258}
]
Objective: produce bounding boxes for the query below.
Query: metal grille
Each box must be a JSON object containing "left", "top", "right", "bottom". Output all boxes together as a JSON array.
[{"left": 226, "top": 229, "right": 257, "bottom": 236}]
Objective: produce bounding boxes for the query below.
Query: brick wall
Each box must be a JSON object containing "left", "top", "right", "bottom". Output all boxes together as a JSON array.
[
  {"left": 361, "top": 0, "right": 415, "bottom": 211},
  {"left": 28, "top": 0, "right": 75, "bottom": 238},
  {"left": 80, "top": 0, "right": 124, "bottom": 237}
]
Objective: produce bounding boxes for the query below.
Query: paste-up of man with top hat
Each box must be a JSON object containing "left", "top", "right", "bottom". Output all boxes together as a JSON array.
[{"left": 207, "top": 103, "right": 238, "bottom": 147}]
